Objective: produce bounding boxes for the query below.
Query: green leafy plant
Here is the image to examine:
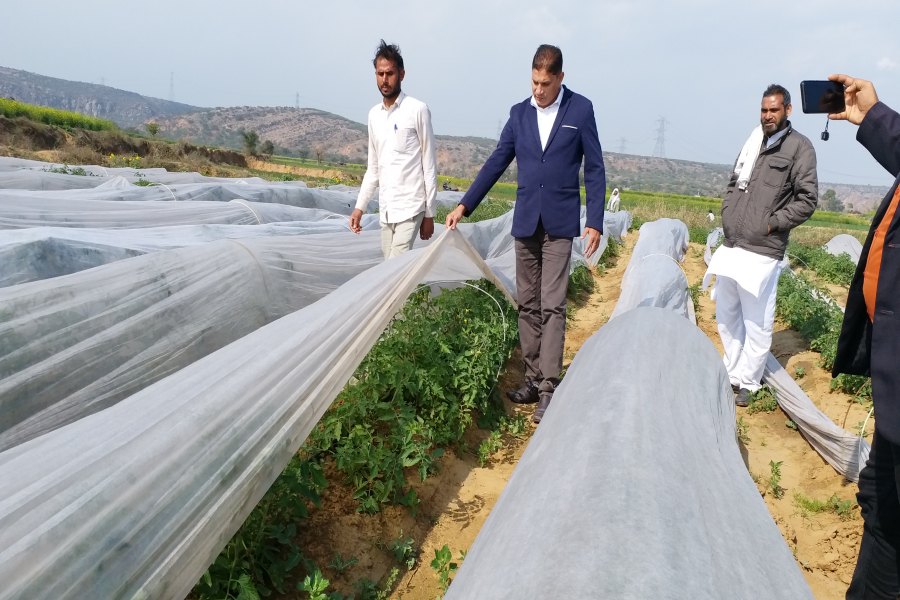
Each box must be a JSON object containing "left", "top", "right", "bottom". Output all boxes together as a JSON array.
[
  {"left": 768, "top": 460, "right": 785, "bottom": 499},
  {"left": 793, "top": 492, "right": 856, "bottom": 520},
  {"left": 747, "top": 386, "right": 778, "bottom": 414},
  {"left": 794, "top": 366, "right": 806, "bottom": 378},
  {"left": 385, "top": 533, "right": 417, "bottom": 570},
  {"left": 44, "top": 164, "right": 93, "bottom": 176},
  {"left": 477, "top": 414, "right": 530, "bottom": 466},
  {"left": 736, "top": 416, "right": 750, "bottom": 445},
  {"left": 328, "top": 553, "right": 358, "bottom": 575},
  {"left": 297, "top": 569, "right": 330, "bottom": 599},
  {"left": 430, "top": 545, "right": 462, "bottom": 592}
]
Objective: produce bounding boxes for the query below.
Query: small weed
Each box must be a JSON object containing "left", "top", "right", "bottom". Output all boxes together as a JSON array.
[
  {"left": 768, "top": 460, "right": 785, "bottom": 499},
  {"left": 44, "top": 164, "right": 93, "bottom": 176},
  {"left": 793, "top": 492, "right": 856, "bottom": 520},
  {"left": 297, "top": 569, "right": 330, "bottom": 599},
  {"left": 785, "top": 419, "right": 798, "bottom": 431},
  {"left": 747, "top": 386, "right": 778, "bottom": 414},
  {"left": 386, "top": 533, "right": 417, "bottom": 570},
  {"left": 794, "top": 366, "right": 806, "bottom": 379},
  {"left": 477, "top": 414, "right": 529, "bottom": 466},
  {"left": 355, "top": 567, "right": 399, "bottom": 600},
  {"left": 430, "top": 545, "right": 462, "bottom": 592},
  {"left": 736, "top": 416, "right": 750, "bottom": 445},
  {"left": 687, "top": 282, "right": 701, "bottom": 309},
  {"left": 328, "top": 553, "right": 358, "bottom": 574}
]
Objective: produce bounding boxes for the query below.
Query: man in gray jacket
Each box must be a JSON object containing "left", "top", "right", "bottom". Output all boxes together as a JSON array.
[{"left": 707, "top": 83, "right": 818, "bottom": 407}]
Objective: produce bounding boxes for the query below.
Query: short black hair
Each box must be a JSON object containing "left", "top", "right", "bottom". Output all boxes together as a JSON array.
[
  {"left": 532, "top": 44, "right": 563, "bottom": 74},
  {"left": 763, "top": 83, "right": 791, "bottom": 106},
  {"left": 373, "top": 39, "right": 404, "bottom": 71}
]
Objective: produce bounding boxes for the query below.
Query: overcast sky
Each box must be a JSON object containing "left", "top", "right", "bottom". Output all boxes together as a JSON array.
[{"left": 2, "top": 0, "right": 898, "bottom": 186}]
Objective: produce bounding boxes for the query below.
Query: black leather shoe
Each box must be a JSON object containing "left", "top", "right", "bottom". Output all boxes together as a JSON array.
[
  {"left": 507, "top": 380, "right": 539, "bottom": 404},
  {"left": 735, "top": 388, "right": 751, "bottom": 407},
  {"left": 532, "top": 394, "right": 552, "bottom": 423}
]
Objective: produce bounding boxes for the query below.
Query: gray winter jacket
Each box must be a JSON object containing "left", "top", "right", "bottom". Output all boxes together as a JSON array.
[{"left": 721, "top": 123, "right": 818, "bottom": 260}]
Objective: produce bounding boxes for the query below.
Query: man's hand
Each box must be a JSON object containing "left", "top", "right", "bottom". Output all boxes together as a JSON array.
[
  {"left": 581, "top": 226, "right": 601, "bottom": 258},
  {"left": 349, "top": 208, "right": 364, "bottom": 234},
  {"left": 445, "top": 204, "right": 466, "bottom": 230},
  {"left": 828, "top": 74, "right": 879, "bottom": 126},
  {"left": 420, "top": 216, "right": 434, "bottom": 240}
]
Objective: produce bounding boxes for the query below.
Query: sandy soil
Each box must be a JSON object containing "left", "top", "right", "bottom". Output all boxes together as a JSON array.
[{"left": 295, "top": 234, "right": 868, "bottom": 600}]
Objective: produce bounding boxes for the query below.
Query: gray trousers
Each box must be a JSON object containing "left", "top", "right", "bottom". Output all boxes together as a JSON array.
[
  {"left": 380, "top": 211, "right": 425, "bottom": 259},
  {"left": 514, "top": 224, "right": 573, "bottom": 397}
]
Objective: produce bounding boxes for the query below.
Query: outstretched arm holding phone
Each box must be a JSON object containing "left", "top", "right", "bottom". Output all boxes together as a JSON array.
[
  {"left": 827, "top": 74, "right": 879, "bottom": 125},
  {"left": 829, "top": 74, "right": 900, "bottom": 600}
]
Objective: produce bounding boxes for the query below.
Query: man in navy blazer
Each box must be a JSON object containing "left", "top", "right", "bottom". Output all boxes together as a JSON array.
[
  {"left": 830, "top": 74, "right": 900, "bottom": 599},
  {"left": 446, "top": 44, "right": 606, "bottom": 424}
]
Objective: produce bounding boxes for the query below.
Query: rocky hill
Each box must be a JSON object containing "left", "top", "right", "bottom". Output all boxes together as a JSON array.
[
  {"left": 153, "top": 106, "right": 497, "bottom": 180},
  {"left": 0, "top": 66, "right": 201, "bottom": 129}
]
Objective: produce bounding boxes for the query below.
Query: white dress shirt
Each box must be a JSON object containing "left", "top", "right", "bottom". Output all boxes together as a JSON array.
[
  {"left": 530, "top": 91, "right": 563, "bottom": 150},
  {"left": 355, "top": 92, "right": 438, "bottom": 223}
]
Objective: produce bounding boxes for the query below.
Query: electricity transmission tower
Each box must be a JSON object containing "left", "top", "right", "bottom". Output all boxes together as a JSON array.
[
  {"left": 169, "top": 72, "right": 174, "bottom": 102},
  {"left": 653, "top": 117, "right": 667, "bottom": 158},
  {"left": 618, "top": 137, "right": 627, "bottom": 154}
]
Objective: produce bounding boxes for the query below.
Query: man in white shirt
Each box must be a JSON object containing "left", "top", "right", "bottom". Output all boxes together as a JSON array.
[{"left": 349, "top": 40, "right": 438, "bottom": 258}]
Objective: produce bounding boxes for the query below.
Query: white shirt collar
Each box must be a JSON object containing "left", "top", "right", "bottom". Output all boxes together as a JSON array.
[
  {"left": 530, "top": 88, "right": 563, "bottom": 112},
  {"left": 381, "top": 91, "right": 407, "bottom": 112}
]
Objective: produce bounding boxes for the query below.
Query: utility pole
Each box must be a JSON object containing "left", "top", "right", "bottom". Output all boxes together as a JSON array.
[
  {"left": 653, "top": 117, "right": 667, "bottom": 158},
  {"left": 169, "top": 72, "right": 175, "bottom": 102},
  {"left": 296, "top": 92, "right": 300, "bottom": 109},
  {"left": 618, "top": 137, "right": 627, "bottom": 154}
]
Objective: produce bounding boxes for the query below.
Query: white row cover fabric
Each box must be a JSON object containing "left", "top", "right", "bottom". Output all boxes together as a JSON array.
[
  {"left": 0, "top": 230, "right": 509, "bottom": 600},
  {"left": 702, "top": 228, "right": 868, "bottom": 481},
  {"left": 0, "top": 197, "right": 351, "bottom": 229},
  {"left": 447, "top": 307, "right": 813, "bottom": 599},
  {"left": 824, "top": 233, "right": 863, "bottom": 264},
  {"left": 0, "top": 214, "right": 380, "bottom": 287},
  {"left": 764, "top": 354, "right": 870, "bottom": 479},
  {"left": 0, "top": 231, "right": 387, "bottom": 450},
  {"left": 610, "top": 218, "right": 692, "bottom": 321},
  {"left": 0, "top": 159, "right": 633, "bottom": 596}
]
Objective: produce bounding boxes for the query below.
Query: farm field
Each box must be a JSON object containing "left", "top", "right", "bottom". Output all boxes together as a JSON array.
[
  {"left": 262, "top": 213, "right": 870, "bottom": 600},
  {"left": 0, "top": 131, "right": 872, "bottom": 598}
]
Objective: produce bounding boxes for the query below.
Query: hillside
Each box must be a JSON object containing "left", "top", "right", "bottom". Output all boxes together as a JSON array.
[
  {"left": 153, "top": 106, "right": 498, "bottom": 180},
  {"left": 0, "top": 66, "right": 202, "bottom": 129}
]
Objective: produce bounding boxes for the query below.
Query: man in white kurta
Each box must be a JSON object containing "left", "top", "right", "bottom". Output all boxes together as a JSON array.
[{"left": 349, "top": 40, "right": 437, "bottom": 259}]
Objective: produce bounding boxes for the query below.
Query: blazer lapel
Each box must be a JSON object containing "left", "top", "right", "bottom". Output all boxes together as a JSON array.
[
  {"left": 525, "top": 103, "right": 542, "bottom": 151},
  {"left": 543, "top": 87, "right": 572, "bottom": 155}
]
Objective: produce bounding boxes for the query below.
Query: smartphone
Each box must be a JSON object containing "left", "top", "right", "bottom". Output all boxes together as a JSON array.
[{"left": 800, "top": 80, "right": 845, "bottom": 114}]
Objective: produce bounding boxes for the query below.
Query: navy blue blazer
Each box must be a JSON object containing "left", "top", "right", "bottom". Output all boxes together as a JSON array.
[
  {"left": 833, "top": 101, "right": 900, "bottom": 444},
  {"left": 460, "top": 86, "right": 606, "bottom": 238}
]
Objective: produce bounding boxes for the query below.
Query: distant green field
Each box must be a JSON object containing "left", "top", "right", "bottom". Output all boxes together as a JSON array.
[{"left": 0, "top": 98, "right": 116, "bottom": 131}]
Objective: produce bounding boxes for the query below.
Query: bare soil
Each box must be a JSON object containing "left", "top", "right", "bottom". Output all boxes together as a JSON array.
[{"left": 295, "top": 235, "right": 867, "bottom": 600}]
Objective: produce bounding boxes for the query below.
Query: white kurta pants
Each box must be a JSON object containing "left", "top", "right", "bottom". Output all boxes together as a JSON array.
[{"left": 714, "top": 265, "right": 782, "bottom": 392}]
